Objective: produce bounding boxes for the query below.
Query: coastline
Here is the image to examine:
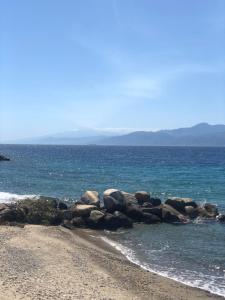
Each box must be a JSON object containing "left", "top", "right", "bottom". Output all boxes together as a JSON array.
[{"left": 0, "top": 224, "right": 223, "bottom": 300}]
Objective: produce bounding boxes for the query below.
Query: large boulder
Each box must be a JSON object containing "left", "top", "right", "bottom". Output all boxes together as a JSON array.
[
  {"left": 58, "top": 202, "right": 68, "bottom": 210},
  {"left": 17, "top": 198, "right": 62, "bottom": 225},
  {"left": 125, "top": 205, "right": 144, "bottom": 221},
  {"left": 142, "top": 213, "right": 161, "bottom": 224},
  {"left": 165, "top": 197, "right": 197, "bottom": 213},
  {"left": 141, "top": 207, "right": 162, "bottom": 219},
  {"left": 62, "top": 220, "right": 74, "bottom": 230},
  {"left": 149, "top": 198, "right": 161, "bottom": 207},
  {"left": 103, "top": 213, "right": 121, "bottom": 230},
  {"left": 103, "top": 196, "right": 124, "bottom": 213},
  {"left": 85, "top": 210, "right": 105, "bottom": 228},
  {"left": 103, "top": 212, "right": 132, "bottom": 230},
  {"left": 0, "top": 205, "right": 26, "bottom": 224},
  {"left": 71, "top": 204, "right": 97, "bottom": 218},
  {"left": 122, "top": 192, "right": 138, "bottom": 206},
  {"left": 203, "top": 203, "right": 218, "bottom": 217},
  {"left": 0, "top": 154, "right": 10, "bottom": 161},
  {"left": 135, "top": 191, "right": 151, "bottom": 205},
  {"left": 103, "top": 189, "right": 125, "bottom": 203},
  {"left": 113, "top": 211, "right": 133, "bottom": 228},
  {"left": 185, "top": 206, "right": 199, "bottom": 219},
  {"left": 72, "top": 217, "right": 86, "bottom": 228},
  {"left": 197, "top": 203, "right": 218, "bottom": 219},
  {"left": 162, "top": 204, "right": 186, "bottom": 223},
  {"left": 80, "top": 191, "right": 100, "bottom": 207}
]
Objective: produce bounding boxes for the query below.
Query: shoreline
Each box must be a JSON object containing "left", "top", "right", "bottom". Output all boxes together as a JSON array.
[
  {"left": 74, "top": 228, "right": 225, "bottom": 299},
  {"left": 0, "top": 224, "right": 224, "bottom": 300}
]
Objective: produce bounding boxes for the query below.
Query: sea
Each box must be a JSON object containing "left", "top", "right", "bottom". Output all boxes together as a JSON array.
[{"left": 0, "top": 144, "right": 225, "bottom": 296}]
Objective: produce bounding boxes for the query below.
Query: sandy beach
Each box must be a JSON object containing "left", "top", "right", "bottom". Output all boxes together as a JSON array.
[{"left": 0, "top": 225, "right": 223, "bottom": 300}]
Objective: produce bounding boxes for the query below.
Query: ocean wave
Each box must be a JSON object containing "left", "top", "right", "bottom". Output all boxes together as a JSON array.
[
  {"left": 101, "top": 236, "right": 225, "bottom": 297},
  {"left": 0, "top": 192, "right": 38, "bottom": 203}
]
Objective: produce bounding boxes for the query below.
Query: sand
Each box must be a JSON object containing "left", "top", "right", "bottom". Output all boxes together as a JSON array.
[{"left": 0, "top": 225, "right": 223, "bottom": 300}]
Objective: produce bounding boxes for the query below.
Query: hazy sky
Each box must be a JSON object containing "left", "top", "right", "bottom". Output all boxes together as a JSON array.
[{"left": 1, "top": 0, "right": 225, "bottom": 140}]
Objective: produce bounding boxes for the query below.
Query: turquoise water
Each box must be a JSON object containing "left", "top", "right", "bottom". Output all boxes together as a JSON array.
[{"left": 0, "top": 145, "right": 225, "bottom": 296}]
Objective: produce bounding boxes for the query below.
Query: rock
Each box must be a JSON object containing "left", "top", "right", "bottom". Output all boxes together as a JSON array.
[
  {"left": 17, "top": 198, "right": 62, "bottom": 225},
  {"left": 0, "top": 154, "right": 10, "bottom": 161},
  {"left": 165, "top": 198, "right": 197, "bottom": 213},
  {"left": 85, "top": 210, "right": 105, "bottom": 228},
  {"left": 113, "top": 211, "right": 133, "bottom": 228},
  {"left": 125, "top": 205, "right": 144, "bottom": 221},
  {"left": 0, "top": 203, "right": 9, "bottom": 211},
  {"left": 71, "top": 204, "right": 97, "bottom": 217},
  {"left": 103, "top": 196, "right": 124, "bottom": 213},
  {"left": 122, "top": 192, "right": 138, "bottom": 206},
  {"left": 103, "top": 212, "right": 132, "bottom": 230},
  {"left": 203, "top": 203, "right": 218, "bottom": 217},
  {"left": 185, "top": 206, "right": 199, "bottom": 219},
  {"left": 162, "top": 210, "right": 181, "bottom": 223},
  {"left": 58, "top": 202, "right": 68, "bottom": 210},
  {"left": 103, "top": 189, "right": 125, "bottom": 203},
  {"left": 142, "top": 213, "right": 161, "bottom": 224},
  {"left": 62, "top": 220, "right": 74, "bottom": 230},
  {"left": 0, "top": 206, "right": 26, "bottom": 224},
  {"left": 141, "top": 207, "right": 162, "bottom": 219},
  {"left": 216, "top": 214, "right": 225, "bottom": 223},
  {"left": 135, "top": 191, "right": 151, "bottom": 205},
  {"left": 61, "top": 210, "right": 75, "bottom": 220},
  {"left": 37, "top": 196, "right": 58, "bottom": 208},
  {"left": 149, "top": 198, "right": 161, "bottom": 207},
  {"left": 103, "top": 213, "right": 121, "bottom": 230},
  {"left": 72, "top": 217, "right": 86, "bottom": 228},
  {"left": 162, "top": 204, "right": 185, "bottom": 223},
  {"left": 141, "top": 202, "right": 153, "bottom": 208},
  {"left": 80, "top": 191, "right": 100, "bottom": 207}
]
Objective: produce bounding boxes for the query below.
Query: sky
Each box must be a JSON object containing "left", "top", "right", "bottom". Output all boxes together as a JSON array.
[{"left": 0, "top": 0, "right": 225, "bottom": 140}]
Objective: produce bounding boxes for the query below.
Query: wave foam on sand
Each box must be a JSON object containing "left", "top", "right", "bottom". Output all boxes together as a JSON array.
[{"left": 101, "top": 236, "right": 225, "bottom": 298}]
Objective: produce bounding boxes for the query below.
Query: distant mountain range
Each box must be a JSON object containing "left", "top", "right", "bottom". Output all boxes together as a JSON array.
[{"left": 3, "top": 123, "right": 225, "bottom": 146}]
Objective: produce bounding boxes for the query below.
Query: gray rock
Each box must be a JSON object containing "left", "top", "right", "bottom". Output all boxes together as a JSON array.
[
  {"left": 72, "top": 217, "right": 86, "bottom": 228},
  {"left": 203, "top": 203, "right": 218, "bottom": 217},
  {"left": 103, "top": 196, "right": 124, "bottom": 213},
  {"left": 103, "top": 189, "right": 125, "bottom": 203},
  {"left": 58, "top": 202, "right": 68, "bottom": 210},
  {"left": 216, "top": 214, "right": 225, "bottom": 223},
  {"left": 80, "top": 191, "right": 100, "bottom": 207},
  {"left": 141, "top": 207, "right": 162, "bottom": 219},
  {"left": 0, "top": 155, "right": 10, "bottom": 161},
  {"left": 113, "top": 211, "right": 133, "bottom": 228},
  {"left": 142, "top": 213, "right": 161, "bottom": 224},
  {"left": 122, "top": 192, "right": 138, "bottom": 206},
  {"left": 85, "top": 210, "right": 105, "bottom": 228},
  {"left": 149, "top": 198, "right": 161, "bottom": 207},
  {"left": 185, "top": 206, "right": 199, "bottom": 219},
  {"left": 165, "top": 197, "right": 197, "bottom": 213},
  {"left": 162, "top": 204, "right": 186, "bottom": 223},
  {"left": 103, "top": 213, "right": 121, "bottom": 230},
  {"left": 62, "top": 220, "right": 74, "bottom": 230},
  {"left": 71, "top": 204, "right": 97, "bottom": 217},
  {"left": 125, "top": 205, "right": 144, "bottom": 221},
  {"left": 135, "top": 191, "right": 151, "bottom": 205}
]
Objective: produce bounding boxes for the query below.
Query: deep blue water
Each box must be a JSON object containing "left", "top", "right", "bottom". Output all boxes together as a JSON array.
[{"left": 0, "top": 145, "right": 225, "bottom": 296}]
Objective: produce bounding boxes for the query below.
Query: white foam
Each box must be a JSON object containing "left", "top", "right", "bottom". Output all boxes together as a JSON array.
[
  {"left": 0, "top": 192, "right": 37, "bottom": 203},
  {"left": 101, "top": 236, "right": 225, "bottom": 298}
]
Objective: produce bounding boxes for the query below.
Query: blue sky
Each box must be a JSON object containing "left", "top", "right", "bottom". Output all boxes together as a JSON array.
[{"left": 0, "top": 0, "right": 224, "bottom": 140}]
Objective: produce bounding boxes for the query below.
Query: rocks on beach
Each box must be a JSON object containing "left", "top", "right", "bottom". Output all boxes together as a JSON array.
[{"left": 0, "top": 189, "right": 222, "bottom": 231}]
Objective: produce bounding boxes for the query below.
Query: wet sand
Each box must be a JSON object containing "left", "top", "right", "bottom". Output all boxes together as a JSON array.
[{"left": 0, "top": 225, "right": 223, "bottom": 300}]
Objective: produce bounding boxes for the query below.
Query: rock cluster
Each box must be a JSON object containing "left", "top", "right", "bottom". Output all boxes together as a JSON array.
[
  {"left": 0, "top": 154, "right": 10, "bottom": 161},
  {"left": 0, "top": 190, "right": 224, "bottom": 230}
]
